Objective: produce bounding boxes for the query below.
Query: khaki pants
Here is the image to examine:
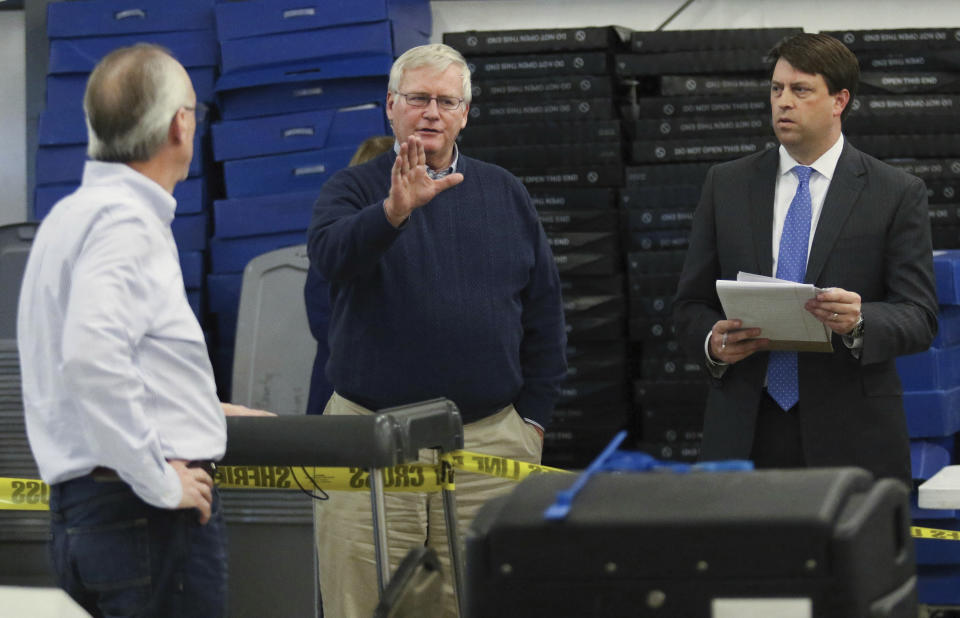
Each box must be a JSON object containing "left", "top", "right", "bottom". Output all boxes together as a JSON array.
[{"left": 313, "top": 392, "right": 542, "bottom": 618}]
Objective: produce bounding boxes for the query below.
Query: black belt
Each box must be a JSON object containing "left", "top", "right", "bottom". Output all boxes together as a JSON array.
[{"left": 91, "top": 460, "right": 217, "bottom": 482}]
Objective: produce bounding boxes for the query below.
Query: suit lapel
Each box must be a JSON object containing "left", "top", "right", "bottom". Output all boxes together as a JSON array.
[
  {"left": 750, "top": 150, "right": 779, "bottom": 276},
  {"left": 805, "top": 142, "right": 867, "bottom": 284}
]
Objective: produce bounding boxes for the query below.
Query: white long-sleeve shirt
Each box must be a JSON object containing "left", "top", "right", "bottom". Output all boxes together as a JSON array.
[{"left": 18, "top": 161, "right": 225, "bottom": 509}]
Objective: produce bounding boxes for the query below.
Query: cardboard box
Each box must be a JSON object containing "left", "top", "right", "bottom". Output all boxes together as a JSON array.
[
  {"left": 220, "top": 20, "right": 402, "bottom": 75},
  {"left": 858, "top": 71, "right": 960, "bottom": 95},
  {"left": 625, "top": 207, "right": 694, "bottom": 231},
  {"left": 467, "top": 142, "right": 622, "bottom": 168},
  {"left": 633, "top": 378, "right": 710, "bottom": 406},
  {"left": 46, "top": 68, "right": 216, "bottom": 114},
  {"left": 553, "top": 252, "right": 621, "bottom": 277},
  {"left": 548, "top": 231, "right": 620, "bottom": 255},
  {"left": 212, "top": 105, "right": 385, "bottom": 161},
  {"left": 852, "top": 134, "right": 960, "bottom": 159},
  {"left": 215, "top": 0, "right": 430, "bottom": 41},
  {"left": 628, "top": 272, "right": 680, "bottom": 300},
  {"left": 465, "top": 52, "right": 608, "bottom": 79},
  {"left": 213, "top": 191, "right": 316, "bottom": 239},
  {"left": 858, "top": 49, "right": 960, "bottom": 72},
  {"left": 445, "top": 26, "right": 630, "bottom": 55},
  {"left": 616, "top": 49, "right": 770, "bottom": 76},
  {"left": 627, "top": 229, "right": 690, "bottom": 252},
  {"left": 467, "top": 98, "right": 616, "bottom": 125},
  {"left": 559, "top": 275, "right": 625, "bottom": 298},
  {"left": 471, "top": 75, "right": 613, "bottom": 101},
  {"left": 459, "top": 119, "right": 621, "bottom": 147},
  {"left": 513, "top": 165, "right": 624, "bottom": 188},
  {"left": 904, "top": 385, "right": 960, "bottom": 437},
  {"left": 625, "top": 162, "right": 712, "bottom": 187},
  {"left": 630, "top": 294, "right": 676, "bottom": 317},
  {"left": 631, "top": 136, "right": 778, "bottom": 164},
  {"left": 538, "top": 210, "right": 621, "bottom": 233},
  {"left": 619, "top": 185, "right": 701, "bottom": 209},
  {"left": 49, "top": 30, "right": 218, "bottom": 73},
  {"left": 562, "top": 294, "right": 626, "bottom": 319},
  {"left": 222, "top": 145, "right": 355, "bottom": 198},
  {"left": 628, "top": 315, "right": 676, "bottom": 341},
  {"left": 625, "top": 95, "right": 768, "bottom": 120},
  {"left": 659, "top": 74, "right": 770, "bottom": 97},
  {"left": 565, "top": 314, "right": 627, "bottom": 341},
  {"left": 821, "top": 28, "right": 960, "bottom": 51},
  {"left": 529, "top": 187, "right": 617, "bottom": 210},
  {"left": 885, "top": 158, "right": 960, "bottom": 181},
  {"left": 34, "top": 177, "right": 205, "bottom": 220},
  {"left": 180, "top": 250, "right": 205, "bottom": 290},
  {"left": 627, "top": 249, "right": 687, "bottom": 274},
  {"left": 217, "top": 75, "right": 388, "bottom": 121},
  {"left": 629, "top": 27, "right": 800, "bottom": 53},
  {"left": 624, "top": 115, "right": 771, "bottom": 140},
  {"left": 209, "top": 232, "right": 305, "bottom": 274},
  {"left": 47, "top": 0, "right": 215, "bottom": 38}
]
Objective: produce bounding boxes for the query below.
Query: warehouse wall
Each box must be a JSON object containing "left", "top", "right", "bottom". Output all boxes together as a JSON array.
[
  {"left": 5, "top": 0, "right": 960, "bottom": 226},
  {"left": 430, "top": 0, "right": 960, "bottom": 38},
  {"left": 0, "top": 11, "right": 25, "bottom": 226}
]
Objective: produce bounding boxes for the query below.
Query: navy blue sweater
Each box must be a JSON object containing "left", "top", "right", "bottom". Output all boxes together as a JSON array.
[{"left": 306, "top": 151, "right": 567, "bottom": 426}]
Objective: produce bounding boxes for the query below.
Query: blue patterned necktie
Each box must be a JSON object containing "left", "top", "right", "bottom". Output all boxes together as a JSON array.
[{"left": 766, "top": 165, "right": 814, "bottom": 411}]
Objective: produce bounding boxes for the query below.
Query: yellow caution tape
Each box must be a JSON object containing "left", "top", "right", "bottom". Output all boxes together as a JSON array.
[
  {"left": 0, "top": 478, "right": 50, "bottom": 511},
  {"left": 912, "top": 525, "right": 960, "bottom": 541},
  {"left": 0, "top": 449, "right": 573, "bottom": 509},
  {"left": 4, "top": 458, "right": 958, "bottom": 547}
]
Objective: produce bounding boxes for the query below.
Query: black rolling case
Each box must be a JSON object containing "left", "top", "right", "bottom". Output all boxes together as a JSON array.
[{"left": 466, "top": 468, "right": 916, "bottom": 618}]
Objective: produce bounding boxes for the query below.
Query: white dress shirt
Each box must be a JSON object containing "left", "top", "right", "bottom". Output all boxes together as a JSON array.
[
  {"left": 18, "top": 161, "right": 226, "bottom": 509},
  {"left": 704, "top": 134, "right": 853, "bottom": 370},
  {"left": 771, "top": 134, "right": 844, "bottom": 274}
]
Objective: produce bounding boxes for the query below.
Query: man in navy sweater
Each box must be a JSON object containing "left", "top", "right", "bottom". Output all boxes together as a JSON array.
[{"left": 306, "top": 44, "right": 567, "bottom": 617}]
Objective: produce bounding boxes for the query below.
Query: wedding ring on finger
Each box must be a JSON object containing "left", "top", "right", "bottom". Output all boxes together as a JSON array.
[
  {"left": 721, "top": 332, "right": 727, "bottom": 351},
  {"left": 831, "top": 312, "right": 839, "bottom": 320}
]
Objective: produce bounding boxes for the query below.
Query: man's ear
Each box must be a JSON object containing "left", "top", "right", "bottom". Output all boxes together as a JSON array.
[
  {"left": 168, "top": 108, "right": 187, "bottom": 144},
  {"left": 834, "top": 89, "right": 850, "bottom": 118}
]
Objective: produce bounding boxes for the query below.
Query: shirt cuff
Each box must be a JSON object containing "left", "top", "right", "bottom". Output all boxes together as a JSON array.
[
  {"left": 703, "top": 329, "right": 728, "bottom": 378},
  {"left": 523, "top": 418, "right": 544, "bottom": 432},
  {"left": 841, "top": 333, "right": 863, "bottom": 359}
]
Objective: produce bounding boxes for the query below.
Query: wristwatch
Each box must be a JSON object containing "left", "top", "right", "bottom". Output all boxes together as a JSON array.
[{"left": 849, "top": 313, "right": 864, "bottom": 339}]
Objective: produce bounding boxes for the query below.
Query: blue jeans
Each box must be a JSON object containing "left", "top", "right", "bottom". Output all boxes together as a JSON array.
[{"left": 49, "top": 475, "right": 227, "bottom": 618}]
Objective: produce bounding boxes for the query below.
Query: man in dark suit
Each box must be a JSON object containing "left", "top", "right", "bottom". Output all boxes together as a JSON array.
[{"left": 673, "top": 33, "right": 938, "bottom": 485}]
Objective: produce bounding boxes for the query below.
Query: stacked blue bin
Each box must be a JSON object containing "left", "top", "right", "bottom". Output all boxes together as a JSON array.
[
  {"left": 34, "top": 0, "right": 219, "bottom": 325},
  {"left": 897, "top": 249, "right": 960, "bottom": 604},
  {"left": 206, "top": 0, "right": 430, "bottom": 396}
]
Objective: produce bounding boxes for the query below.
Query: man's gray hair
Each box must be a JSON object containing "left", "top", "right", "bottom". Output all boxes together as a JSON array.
[
  {"left": 84, "top": 44, "right": 191, "bottom": 163},
  {"left": 388, "top": 43, "right": 472, "bottom": 104}
]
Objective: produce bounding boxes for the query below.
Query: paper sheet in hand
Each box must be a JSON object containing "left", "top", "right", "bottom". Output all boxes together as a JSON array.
[{"left": 715, "top": 272, "right": 833, "bottom": 352}]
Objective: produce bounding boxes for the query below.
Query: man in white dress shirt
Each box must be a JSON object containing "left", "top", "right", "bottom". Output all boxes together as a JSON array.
[{"left": 18, "top": 44, "right": 266, "bottom": 618}]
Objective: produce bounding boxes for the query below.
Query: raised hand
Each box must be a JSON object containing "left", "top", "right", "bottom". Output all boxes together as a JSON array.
[{"left": 383, "top": 135, "right": 463, "bottom": 227}]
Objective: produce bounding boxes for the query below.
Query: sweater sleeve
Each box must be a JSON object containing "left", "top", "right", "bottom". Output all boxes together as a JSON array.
[
  {"left": 306, "top": 162, "right": 402, "bottom": 283},
  {"left": 513, "top": 185, "right": 568, "bottom": 428}
]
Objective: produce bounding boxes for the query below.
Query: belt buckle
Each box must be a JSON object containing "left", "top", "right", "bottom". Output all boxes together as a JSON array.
[{"left": 188, "top": 460, "right": 217, "bottom": 479}]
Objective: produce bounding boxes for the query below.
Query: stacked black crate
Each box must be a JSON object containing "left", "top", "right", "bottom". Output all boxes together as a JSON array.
[
  {"left": 822, "top": 28, "right": 960, "bottom": 251},
  {"left": 444, "top": 27, "right": 632, "bottom": 468},
  {"left": 207, "top": 0, "right": 431, "bottom": 397},
  {"left": 617, "top": 28, "right": 797, "bottom": 462},
  {"left": 822, "top": 27, "right": 960, "bottom": 609},
  {"left": 33, "top": 0, "right": 218, "bottom": 331}
]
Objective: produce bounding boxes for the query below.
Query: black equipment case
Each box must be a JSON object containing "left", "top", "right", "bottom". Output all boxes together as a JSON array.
[{"left": 465, "top": 468, "right": 916, "bottom": 617}]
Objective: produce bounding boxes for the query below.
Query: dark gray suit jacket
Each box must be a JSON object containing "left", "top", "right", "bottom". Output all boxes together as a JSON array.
[{"left": 673, "top": 140, "right": 938, "bottom": 484}]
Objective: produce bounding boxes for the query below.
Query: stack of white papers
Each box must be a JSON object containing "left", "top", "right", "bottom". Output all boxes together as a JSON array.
[{"left": 715, "top": 272, "right": 833, "bottom": 352}]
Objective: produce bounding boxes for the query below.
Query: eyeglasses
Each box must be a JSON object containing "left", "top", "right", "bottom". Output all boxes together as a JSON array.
[
  {"left": 396, "top": 92, "right": 464, "bottom": 111},
  {"left": 182, "top": 102, "right": 209, "bottom": 123}
]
